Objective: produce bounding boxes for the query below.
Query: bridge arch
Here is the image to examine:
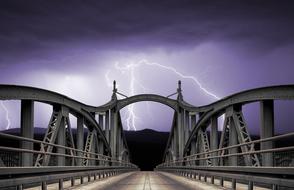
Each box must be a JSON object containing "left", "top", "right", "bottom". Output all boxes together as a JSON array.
[
  {"left": 0, "top": 85, "right": 110, "bottom": 154},
  {"left": 116, "top": 94, "right": 179, "bottom": 111},
  {"left": 184, "top": 85, "right": 294, "bottom": 155},
  {"left": 120, "top": 149, "right": 130, "bottom": 162}
]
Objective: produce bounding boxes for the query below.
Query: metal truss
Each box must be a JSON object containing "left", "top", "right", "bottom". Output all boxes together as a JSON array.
[
  {"left": 0, "top": 158, "right": 5, "bottom": 167},
  {"left": 83, "top": 130, "right": 95, "bottom": 166},
  {"left": 219, "top": 108, "right": 260, "bottom": 166},
  {"left": 194, "top": 128, "right": 212, "bottom": 166},
  {"left": 64, "top": 117, "right": 76, "bottom": 166},
  {"left": 232, "top": 110, "right": 260, "bottom": 166},
  {"left": 199, "top": 128, "right": 212, "bottom": 166},
  {"left": 219, "top": 117, "right": 230, "bottom": 166},
  {"left": 35, "top": 109, "right": 63, "bottom": 166}
]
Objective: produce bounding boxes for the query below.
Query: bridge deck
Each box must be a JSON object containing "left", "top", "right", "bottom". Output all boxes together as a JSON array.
[{"left": 25, "top": 171, "right": 270, "bottom": 190}]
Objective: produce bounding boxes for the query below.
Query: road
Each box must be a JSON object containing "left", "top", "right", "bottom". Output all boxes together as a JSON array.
[
  {"left": 66, "top": 171, "right": 222, "bottom": 190},
  {"left": 26, "top": 171, "right": 270, "bottom": 190}
]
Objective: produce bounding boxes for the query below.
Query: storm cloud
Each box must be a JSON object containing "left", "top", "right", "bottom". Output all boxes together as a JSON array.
[
  {"left": 1, "top": 0, "right": 294, "bottom": 63},
  {"left": 0, "top": 0, "right": 294, "bottom": 133}
]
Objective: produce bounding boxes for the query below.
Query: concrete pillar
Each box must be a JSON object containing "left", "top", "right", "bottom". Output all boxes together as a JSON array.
[
  {"left": 98, "top": 138, "right": 104, "bottom": 155},
  {"left": 20, "top": 100, "right": 34, "bottom": 167},
  {"left": 190, "top": 113, "right": 197, "bottom": 156},
  {"left": 260, "top": 100, "right": 274, "bottom": 166},
  {"left": 191, "top": 114, "right": 196, "bottom": 130},
  {"left": 57, "top": 117, "right": 66, "bottom": 166},
  {"left": 110, "top": 109, "right": 118, "bottom": 159},
  {"left": 177, "top": 109, "right": 184, "bottom": 158},
  {"left": 198, "top": 112, "right": 204, "bottom": 119},
  {"left": 184, "top": 110, "right": 190, "bottom": 144},
  {"left": 198, "top": 133, "right": 205, "bottom": 166},
  {"left": 210, "top": 115, "right": 218, "bottom": 166},
  {"left": 99, "top": 114, "right": 104, "bottom": 130},
  {"left": 97, "top": 138, "right": 104, "bottom": 166},
  {"left": 105, "top": 110, "right": 110, "bottom": 143},
  {"left": 90, "top": 130, "right": 97, "bottom": 166},
  {"left": 229, "top": 118, "right": 238, "bottom": 166},
  {"left": 117, "top": 124, "right": 121, "bottom": 160},
  {"left": 77, "top": 115, "right": 84, "bottom": 166}
]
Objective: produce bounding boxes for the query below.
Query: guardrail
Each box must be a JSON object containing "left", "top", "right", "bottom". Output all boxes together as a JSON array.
[
  {"left": 156, "top": 132, "right": 294, "bottom": 190},
  {"left": 0, "top": 132, "right": 138, "bottom": 189}
]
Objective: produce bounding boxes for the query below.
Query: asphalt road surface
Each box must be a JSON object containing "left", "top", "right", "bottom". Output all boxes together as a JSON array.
[
  {"left": 26, "top": 171, "right": 270, "bottom": 190},
  {"left": 67, "top": 171, "right": 222, "bottom": 190}
]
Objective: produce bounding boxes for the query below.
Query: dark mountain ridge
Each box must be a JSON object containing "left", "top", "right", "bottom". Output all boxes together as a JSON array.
[{"left": 0, "top": 127, "right": 170, "bottom": 170}]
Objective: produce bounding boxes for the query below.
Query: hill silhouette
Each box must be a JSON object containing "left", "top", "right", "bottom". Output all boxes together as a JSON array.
[
  {"left": 0, "top": 127, "right": 169, "bottom": 170},
  {"left": 124, "top": 129, "right": 169, "bottom": 170}
]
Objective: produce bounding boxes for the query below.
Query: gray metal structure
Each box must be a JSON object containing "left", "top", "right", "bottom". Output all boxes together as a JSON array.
[{"left": 0, "top": 82, "right": 294, "bottom": 189}]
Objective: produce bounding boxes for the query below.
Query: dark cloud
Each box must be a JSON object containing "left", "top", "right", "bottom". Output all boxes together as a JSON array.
[
  {"left": 1, "top": 1, "right": 294, "bottom": 132},
  {"left": 0, "top": 0, "right": 294, "bottom": 57}
]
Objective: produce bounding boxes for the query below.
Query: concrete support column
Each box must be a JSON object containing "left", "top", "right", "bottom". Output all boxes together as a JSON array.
[
  {"left": 184, "top": 110, "right": 190, "bottom": 144},
  {"left": 198, "top": 133, "right": 205, "bottom": 166},
  {"left": 77, "top": 115, "right": 84, "bottom": 166},
  {"left": 117, "top": 124, "right": 121, "bottom": 160},
  {"left": 191, "top": 114, "right": 196, "bottom": 130},
  {"left": 177, "top": 109, "right": 184, "bottom": 159},
  {"left": 229, "top": 118, "right": 238, "bottom": 166},
  {"left": 260, "top": 100, "right": 274, "bottom": 166},
  {"left": 110, "top": 109, "right": 118, "bottom": 159},
  {"left": 105, "top": 110, "right": 110, "bottom": 143},
  {"left": 198, "top": 112, "right": 204, "bottom": 119},
  {"left": 57, "top": 117, "right": 66, "bottom": 166},
  {"left": 90, "top": 130, "right": 97, "bottom": 166},
  {"left": 20, "top": 100, "right": 34, "bottom": 167},
  {"left": 99, "top": 114, "right": 104, "bottom": 130},
  {"left": 97, "top": 138, "right": 104, "bottom": 166},
  {"left": 98, "top": 138, "right": 104, "bottom": 155},
  {"left": 190, "top": 113, "right": 197, "bottom": 156},
  {"left": 172, "top": 133, "right": 178, "bottom": 159},
  {"left": 210, "top": 115, "right": 218, "bottom": 166}
]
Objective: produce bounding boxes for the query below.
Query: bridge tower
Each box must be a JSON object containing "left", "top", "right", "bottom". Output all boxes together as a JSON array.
[
  {"left": 108, "top": 80, "right": 127, "bottom": 161},
  {"left": 173, "top": 81, "right": 192, "bottom": 159}
]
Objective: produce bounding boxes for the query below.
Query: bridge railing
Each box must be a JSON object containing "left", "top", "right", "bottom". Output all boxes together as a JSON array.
[
  {"left": 0, "top": 132, "right": 138, "bottom": 189},
  {"left": 0, "top": 132, "right": 136, "bottom": 167},
  {"left": 156, "top": 132, "right": 294, "bottom": 189}
]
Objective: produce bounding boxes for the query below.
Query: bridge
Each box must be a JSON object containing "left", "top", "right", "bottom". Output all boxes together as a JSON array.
[{"left": 0, "top": 81, "right": 293, "bottom": 190}]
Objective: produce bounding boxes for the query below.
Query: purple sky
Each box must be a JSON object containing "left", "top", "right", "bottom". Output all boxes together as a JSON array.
[{"left": 0, "top": 0, "right": 294, "bottom": 134}]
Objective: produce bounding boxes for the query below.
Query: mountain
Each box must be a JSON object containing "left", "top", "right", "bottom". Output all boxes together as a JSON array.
[
  {"left": 0, "top": 127, "right": 169, "bottom": 171},
  {"left": 2, "top": 128, "right": 292, "bottom": 170},
  {"left": 124, "top": 129, "right": 170, "bottom": 171}
]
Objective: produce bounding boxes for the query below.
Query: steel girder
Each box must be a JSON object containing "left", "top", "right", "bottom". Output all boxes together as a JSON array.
[
  {"left": 197, "top": 128, "right": 212, "bottom": 166},
  {"left": 219, "top": 117, "right": 230, "bottom": 166},
  {"left": 0, "top": 158, "right": 5, "bottom": 167},
  {"left": 35, "top": 107, "right": 77, "bottom": 167},
  {"left": 219, "top": 107, "right": 260, "bottom": 166},
  {"left": 35, "top": 108, "right": 63, "bottom": 167},
  {"left": 64, "top": 117, "right": 76, "bottom": 166},
  {"left": 82, "top": 130, "right": 95, "bottom": 166},
  {"left": 232, "top": 109, "right": 260, "bottom": 166}
]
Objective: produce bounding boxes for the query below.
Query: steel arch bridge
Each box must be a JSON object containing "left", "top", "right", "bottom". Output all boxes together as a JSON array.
[{"left": 0, "top": 81, "right": 294, "bottom": 189}]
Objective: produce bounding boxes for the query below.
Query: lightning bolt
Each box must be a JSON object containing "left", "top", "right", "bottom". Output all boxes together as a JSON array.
[
  {"left": 105, "top": 70, "right": 113, "bottom": 87},
  {"left": 0, "top": 101, "right": 11, "bottom": 130},
  {"left": 140, "top": 60, "right": 220, "bottom": 99},
  {"left": 114, "top": 62, "right": 141, "bottom": 131},
  {"left": 105, "top": 59, "right": 221, "bottom": 131}
]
